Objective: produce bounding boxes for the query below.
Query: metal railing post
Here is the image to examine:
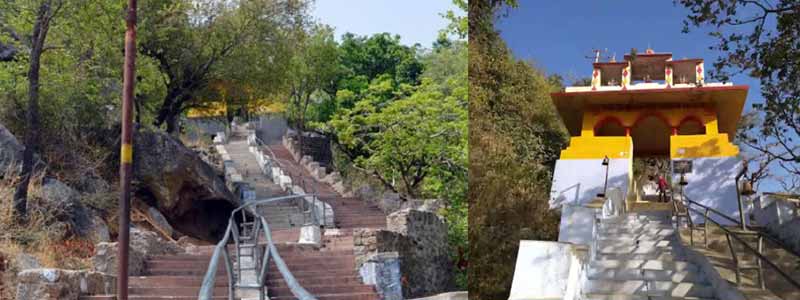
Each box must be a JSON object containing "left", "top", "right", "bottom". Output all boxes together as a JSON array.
[
  {"left": 703, "top": 208, "right": 709, "bottom": 248},
  {"left": 222, "top": 246, "right": 235, "bottom": 300},
  {"left": 725, "top": 232, "right": 742, "bottom": 285},
  {"left": 758, "top": 235, "right": 765, "bottom": 289}
]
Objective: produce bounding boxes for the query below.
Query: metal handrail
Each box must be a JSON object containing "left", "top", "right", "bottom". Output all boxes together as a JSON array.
[
  {"left": 198, "top": 194, "right": 319, "bottom": 300},
  {"left": 250, "top": 132, "right": 330, "bottom": 228},
  {"left": 681, "top": 196, "right": 800, "bottom": 259},
  {"left": 678, "top": 195, "right": 800, "bottom": 292}
]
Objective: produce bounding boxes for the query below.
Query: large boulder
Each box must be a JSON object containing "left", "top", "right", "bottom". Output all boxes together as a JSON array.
[
  {"left": 15, "top": 268, "right": 115, "bottom": 300},
  {"left": 92, "top": 227, "right": 183, "bottom": 276},
  {"left": 35, "top": 178, "right": 93, "bottom": 238},
  {"left": 0, "top": 123, "right": 46, "bottom": 176},
  {"left": 132, "top": 130, "right": 238, "bottom": 242},
  {"left": 0, "top": 123, "right": 24, "bottom": 174}
]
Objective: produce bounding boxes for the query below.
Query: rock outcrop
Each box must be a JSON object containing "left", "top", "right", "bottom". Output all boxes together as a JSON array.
[
  {"left": 91, "top": 227, "right": 183, "bottom": 276},
  {"left": 36, "top": 178, "right": 93, "bottom": 237},
  {"left": 0, "top": 123, "right": 24, "bottom": 174},
  {"left": 132, "top": 130, "right": 238, "bottom": 241},
  {"left": 15, "top": 268, "right": 115, "bottom": 300},
  {"left": 0, "top": 123, "right": 44, "bottom": 176}
]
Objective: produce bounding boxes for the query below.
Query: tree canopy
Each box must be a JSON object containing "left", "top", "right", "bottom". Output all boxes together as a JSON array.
[
  {"left": 679, "top": 0, "right": 800, "bottom": 191},
  {"left": 468, "top": 1, "right": 568, "bottom": 299}
]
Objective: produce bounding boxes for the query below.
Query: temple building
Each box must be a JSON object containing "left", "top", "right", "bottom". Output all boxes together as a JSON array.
[{"left": 548, "top": 48, "right": 748, "bottom": 244}]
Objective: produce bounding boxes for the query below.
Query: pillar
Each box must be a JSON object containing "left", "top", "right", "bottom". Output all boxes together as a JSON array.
[
  {"left": 695, "top": 61, "right": 704, "bottom": 86},
  {"left": 621, "top": 62, "right": 631, "bottom": 90},
  {"left": 591, "top": 67, "right": 601, "bottom": 90},
  {"left": 665, "top": 65, "right": 673, "bottom": 88}
]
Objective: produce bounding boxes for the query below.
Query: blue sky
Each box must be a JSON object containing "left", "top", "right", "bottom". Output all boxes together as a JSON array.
[
  {"left": 310, "top": 0, "right": 461, "bottom": 47},
  {"left": 496, "top": 1, "right": 762, "bottom": 107},
  {"left": 496, "top": 1, "right": 794, "bottom": 192}
]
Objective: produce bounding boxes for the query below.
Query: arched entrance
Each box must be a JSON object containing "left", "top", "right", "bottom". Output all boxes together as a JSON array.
[
  {"left": 594, "top": 117, "right": 626, "bottom": 136},
  {"left": 678, "top": 117, "right": 705, "bottom": 135},
  {"left": 630, "top": 115, "right": 672, "bottom": 203},
  {"left": 632, "top": 115, "right": 671, "bottom": 156}
]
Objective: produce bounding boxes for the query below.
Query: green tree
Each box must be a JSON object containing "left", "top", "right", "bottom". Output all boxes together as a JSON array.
[
  {"left": 286, "top": 23, "right": 340, "bottom": 138},
  {"left": 338, "top": 33, "right": 423, "bottom": 87},
  {"left": 678, "top": 0, "right": 800, "bottom": 181},
  {"left": 7, "top": 0, "right": 65, "bottom": 219},
  {"left": 469, "top": 1, "right": 567, "bottom": 298},
  {"left": 138, "top": 0, "right": 305, "bottom": 133}
]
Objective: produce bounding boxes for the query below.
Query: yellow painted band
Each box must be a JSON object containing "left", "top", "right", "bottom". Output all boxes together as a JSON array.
[
  {"left": 121, "top": 144, "right": 133, "bottom": 164},
  {"left": 559, "top": 136, "right": 633, "bottom": 159}
]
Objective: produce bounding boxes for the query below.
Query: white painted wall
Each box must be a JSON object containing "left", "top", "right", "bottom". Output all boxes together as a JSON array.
[
  {"left": 753, "top": 195, "right": 798, "bottom": 228},
  {"left": 550, "top": 158, "right": 631, "bottom": 208},
  {"left": 672, "top": 156, "right": 744, "bottom": 225},
  {"left": 508, "top": 241, "right": 585, "bottom": 300},
  {"left": 552, "top": 158, "right": 629, "bottom": 246},
  {"left": 558, "top": 205, "right": 597, "bottom": 246}
]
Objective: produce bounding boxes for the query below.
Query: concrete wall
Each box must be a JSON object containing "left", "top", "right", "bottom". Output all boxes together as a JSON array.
[
  {"left": 353, "top": 209, "right": 455, "bottom": 299},
  {"left": 551, "top": 158, "right": 628, "bottom": 245},
  {"left": 558, "top": 205, "right": 598, "bottom": 246},
  {"left": 753, "top": 194, "right": 797, "bottom": 228},
  {"left": 253, "top": 114, "right": 288, "bottom": 145},
  {"left": 508, "top": 241, "right": 587, "bottom": 300},
  {"left": 672, "top": 156, "right": 743, "bottom": 225},
  {"left": 550, "top": 158, "right": 631, "bottom": 208}
]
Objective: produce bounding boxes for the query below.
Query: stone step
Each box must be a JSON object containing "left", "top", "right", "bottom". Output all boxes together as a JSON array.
[
  {"left": 147, "top": 260, "right": 222, "bottom": 269},
  {"left": 279, "top": 256, "right": 356, "bottom": 264},
  {"left": 335, "top": 218, "right": 388, "bottom": 225},
  {"left": 599, "top": 223, "right": 672, "bottom": 231},
  {"left": 128, "top": 287, "right": 227, "bottom": 296},
  {"left": 597, "top": 244, "right": 674, "bottom": 255},
  {"left": 277, "top": 250, "right": 354, "bottom": 259},
  {"left": 599, "top": 222, "right": 674, "bottom": 230},
  {"left": 146, "top": 267, "right": 226, "bottom": 276},
  {"left": 268, "top": 283, "right": 375, "bottom": 297},
  {"left": 600, "top": 232, "right": 678, "bottom": 240},
  {"left": 269, "top": 292, "right": 380, "bottom": 300},
  {"left": 149, "top": 255, "right": 214, "bottom": 261},
  {"left": 599, "top": 227, "right": 676, "bottom": 236},
  {"left": 587, "top": 268, "right": 706, "bottom": 283},
  {"left": 129, "top": 275, "right": 227, "bottom": 287},
  {"left": 81, "top": 296, "right": 228, "bottom": 300},
  {"left": 590, "top": 260, "right": 698, "bottom": 272},
  {"left": 584, "top": 294, "right": 714, "bottom": 300},
  {"left": 583, "top": 280, "right": 714, "bottom": 298},
  {"left": 258, "top": 207, "right": 304, "bottom": 213},
  {"left": 269, "top": 260, "right": 355, "bottom": 271},
  {"left": 597, "top": 239, "right": 675, "bottom": 248},
  {"left": 595, "top": 252, "right": 680, "bottom": 261},
  {"left": 272, "top": 269, "right": 362, "bottom": 278},
  {"left": 267, "top": 275, "right": 363, "bottom": 287},
  {"left": 332, "top": 213, "right": 385, "bottom": 220}
]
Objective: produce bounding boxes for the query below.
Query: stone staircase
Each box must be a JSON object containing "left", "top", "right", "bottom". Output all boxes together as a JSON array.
[
  {"left": 83, "top": 126, "right": 387, "bottom": 300},
  {"left": 261, "top": 142, "right": 385, "bottom": 300},
  {"left": 584, "top": 212, "right": 717, "bottom": 300},
  {"left": 265, "top": 244, "right": 379, "bottom": 300},
  {"left": 80, "top": 246, "right": 229, "bottom": 300}
]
